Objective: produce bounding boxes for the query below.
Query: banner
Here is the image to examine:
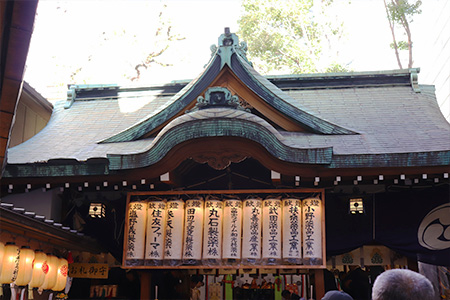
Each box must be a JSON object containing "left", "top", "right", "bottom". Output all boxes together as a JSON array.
[
  {"left": 326, "top": 186, "right": 450, "bottom": 266},
  {"left": 69, "top": 263, "right": 108, "bottom": 279},
  {"left": 375, "top": 187, "right": 450, "bottom": 266}
]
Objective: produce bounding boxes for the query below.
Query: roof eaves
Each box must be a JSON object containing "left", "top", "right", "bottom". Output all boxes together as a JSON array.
[
  {"left": 267, "top": 68, "right": 420, "bottom": 91},
  {"left": 330, "top": 150, "right": 450, "bottom": 168},
  {"left": 107, "top": 115, "right": 333, "bottom": 170},
  {"left": 0, "top": 203, "right": 103, "bottom": 253}
]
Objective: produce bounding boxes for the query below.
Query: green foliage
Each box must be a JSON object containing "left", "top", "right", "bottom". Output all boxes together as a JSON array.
[
  {"left": 390, "top": 41, "right": 410, "bottom": 50},
  {"left": 387, "top": 0, "right": 422, "bottom": 24},
  {"left": 238, "top": 0, "right": 348, "bottom": 74},
  {"left": 384, "top": 0, "right": 421, "bottom": 68},
  {"left": 325, "top": 62, "right": 350, "bottom": 73}
]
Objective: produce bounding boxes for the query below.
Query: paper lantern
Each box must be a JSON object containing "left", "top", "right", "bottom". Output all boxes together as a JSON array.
[
  {"left": 14, "top": 246, "right": 35, "bottom": 286},
  {"left": 53, "top": 258, "right": 68, "bottom": 291},
  {"left": 145, "top": 201, "right": 166, "bottom": 265},
  {"left": 125, "top": 201, "right": 148, "bottom": 266},
  {"left": 202, "top": 199, "right": 223, "bottom": 265},
  {"left": 242, "top": 198, "right": 262, "bottom": 265},
  {"left": 222, "top": 199, "right": 242, "bottom": 265},
  {"left": 302, "top": 198, "right": 323, "bottom": 265},
  {"left": 183, "top": 198, "right": 204, "bottom": 264},
  {"left": 40, "top": 254, "right": 59, "bottom": 290},
  {"left": 164, "top": 199, "right": 185, "bottom": 265},
  {"left": 89, "top": 202, "right": 106, "bottom": 218},
  {"left": 29, "top": 250, "right": 48, "bottom": 288},
  {"left": 0, "top": 242, "right": 4, "bottom": 275},
  {"left": 262, "top": 198, "right": 282, "bottom": 265},
  {"left": 0, "top": 242, "right": 20, "bottom": 284},
  {"left": 282, "top": 198, "right": 302, "bottom": 264}
]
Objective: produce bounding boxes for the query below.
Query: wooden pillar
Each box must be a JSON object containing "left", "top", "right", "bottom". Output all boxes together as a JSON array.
[
  {"left": 139, "top": 270, "right": 151, "bottom": 299},
  {"left": 314, "top": 269, "right": 325, "bottom": 299}
]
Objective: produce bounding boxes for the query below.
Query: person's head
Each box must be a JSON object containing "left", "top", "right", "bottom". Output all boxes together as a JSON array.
[
  {"left": 321, "top": 290, "right": 354, "bottom": 300},
  {"left": 190, "top": 274, "right": 204, "bottom": 288},
  {"left": 372, "top": 269, "right": 434, "bottom": 300},
  {"left": 282, "top": 290, "right": 292, "bottom": 299}
]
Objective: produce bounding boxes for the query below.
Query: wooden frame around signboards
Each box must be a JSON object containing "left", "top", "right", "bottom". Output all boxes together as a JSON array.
[{"left": 122, "top": 189, "right": 326, "bottom": 269}]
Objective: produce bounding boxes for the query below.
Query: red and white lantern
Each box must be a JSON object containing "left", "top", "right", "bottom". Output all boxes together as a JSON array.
[{"left": 53, "top": 257, "right": 68, "bottom": 291}]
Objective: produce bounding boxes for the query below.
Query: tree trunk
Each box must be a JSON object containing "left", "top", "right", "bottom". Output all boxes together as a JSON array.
[
  {"left": 384, "top": 0, "right": 403, "bottom": 69},
  {"left": 393, "top": 0, "right": 414, "bottom": 68}
]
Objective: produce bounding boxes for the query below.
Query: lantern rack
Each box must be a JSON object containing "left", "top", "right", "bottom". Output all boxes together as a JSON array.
[{"left": 123, "top": 188, "right": 326, "bottom": 269}]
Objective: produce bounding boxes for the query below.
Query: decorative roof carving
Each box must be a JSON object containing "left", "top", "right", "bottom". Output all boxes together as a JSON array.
[
  {"left": 191, "top": 152, "right": 247, "bottom": 170},
  {"left": 187, "top": 87, "right": 250, "bottom": 113},
  {"left": 213, "top": 27, "right": 252, "bottom": 68}
]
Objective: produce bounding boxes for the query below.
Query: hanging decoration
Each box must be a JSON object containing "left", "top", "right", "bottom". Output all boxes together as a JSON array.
[
  {"left": 242, "top": 198, "right": 262, "bottom": 265},
  {"left": 125, "top": 201, "right": 148, "bottom": 266},
  {"left": 40, "top": 254, "right": 59, "bottom": 290},
  {"left": 202, "top": 198, "right": 223, "bottom": 265},
  {"left": 53, "top": 258, "right": 68, "bottom": 291},
  {"left": 262, "top": 198, "right": 282, "bottom": 265},
  {"left": 145, "top": 200, "right": 166, "bottom": 266},
  {"left": 164, "top": 199, "right": 185, "bottom": 266},
  {"left": 183, "top": 198, "right": 204, "bottom": 265},
  {"left": 222, "top": 198, "right": 242, "bottom": 266},
  {"left": 302, "top": 198, "right": 323, "bottom": 265},
  {"left": 14, "top": 246, "right": 35, "bottom": 286},
  {"left": 0, "top": 242, "right": 20, "bottom": 284},
  {"left": 282, "top": 198, "right": 302, "bottom": 264}
]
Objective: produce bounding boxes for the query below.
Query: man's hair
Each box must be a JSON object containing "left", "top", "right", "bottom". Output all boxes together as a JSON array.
[{"left": 372, "top": 269, "right": 434, "bottom": 300}]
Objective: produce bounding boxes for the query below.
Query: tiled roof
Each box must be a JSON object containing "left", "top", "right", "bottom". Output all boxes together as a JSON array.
[{"left": 7, "top": 79, "right": 450, "bottom": 166}]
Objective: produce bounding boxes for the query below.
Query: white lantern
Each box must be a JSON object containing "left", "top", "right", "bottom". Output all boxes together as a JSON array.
[
  {"left": 262, "top": 198, "right": 282, "bottom": 265},
  {"left": 222, "top": 199, "right": 242, "bottom": 265},
  {"left": 29, "top": 250, "right": 48, "bottom": 288},
  {"left": 282, "top": 198, "right": 302, "bottom": 264},
  {"left": 302, "top": 198, "right": 323, "bottom": 265},
  {"left": 0, "top": 242, "right": 20, "bottom": 284},
  {"left": 242, "top": 198, "right": 262, "bottom": 265},
  {"left": 125, "top": 201, "right": 148, "bottom": 266},
  {"left": 40, "top": 254, "right": 59, "bottom": 290},
  {"left": 14, "top": 246, "right": 35, "bottom": 286},
  {"left": 183, "top": 198, "right": 204, "bottom": 265},
  {"left": 53, "top": 258, "right": 68, "bottom": 291},
  {"left": 145, "top": 200, "right": 166, "bottom": 265},
  {"left": 0, "top": 242, "right": 4, "bottom": 275},
  {"left": 202, "top": 199, "right": 223, "bottom": 265},
  {"left": 164, "top": 199, "right": 185, "bottom": 266}
]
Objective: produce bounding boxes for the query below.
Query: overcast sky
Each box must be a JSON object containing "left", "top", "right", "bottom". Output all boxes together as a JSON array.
[{"left": 24, "top": 0, "right": 441, "bottom": 101}]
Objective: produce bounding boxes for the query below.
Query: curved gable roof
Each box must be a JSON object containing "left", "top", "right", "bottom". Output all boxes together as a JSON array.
[
  {"left": 100, "top": 31, "right": 356, "bottom": 144},
  {"left": 107, "top": 107, "right": 333, "bottom": 170}
]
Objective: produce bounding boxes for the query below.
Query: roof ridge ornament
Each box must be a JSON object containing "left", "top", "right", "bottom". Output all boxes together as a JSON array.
[
  {"left": 65, "top": 85, "right": 77, "bottom": 109},
  {"left": 410, "top": 68, "right": 420, "bottom": 93},
  {"left": 187, "top": 87, "right": 250, "bottom": 113},
  {"left": 211, "top": 27, "right": 252, "bottom": 69}
]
